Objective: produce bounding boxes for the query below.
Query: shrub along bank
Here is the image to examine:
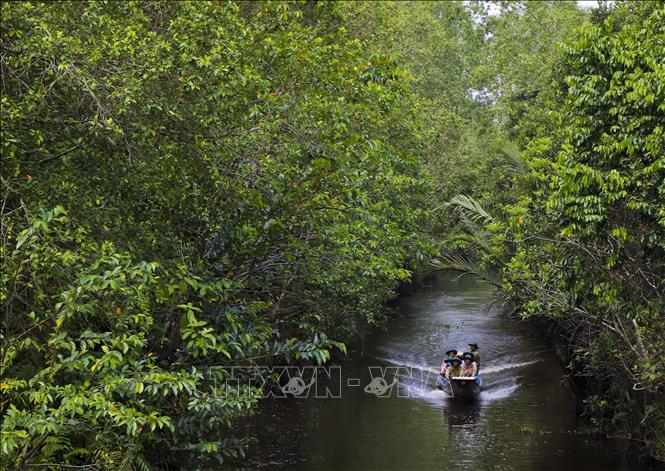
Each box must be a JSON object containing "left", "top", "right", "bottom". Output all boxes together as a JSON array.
[{"left": 0, "top": 2, "right": 433, "bottom": 468}]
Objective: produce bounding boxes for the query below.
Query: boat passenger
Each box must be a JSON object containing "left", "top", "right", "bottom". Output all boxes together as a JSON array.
[
  {"left": 468, "top": 342, "right": 480, "bottom": 372},
  {"left": 443, "top": 349, "right": 458, "bottom": 368},
  {"left": 461, "top": 352, "right": 477, "bottom": 377},
  {"left": 438, "top": 349, "right": 458, "bottom": 376},
  {"left": 444, "top": 357, "right": 463, "bottom": 380},
  {"left": 436, "top": 352, "right": 457, "bottom": 389},
  {"left": 436, "top": 373, "right": 446, "bottom": 390}
]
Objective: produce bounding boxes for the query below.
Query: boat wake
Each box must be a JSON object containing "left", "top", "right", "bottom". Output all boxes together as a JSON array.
[
  {"left": 375, "top": 356, "right": 439, "bottom": 374},
  {"left": 476, "top": 359, "right": 542, "bottom": 375},
  {"left": 376, "top": 356, "right": 542, "bottom": 376},
  {"left": 374, "top": 355, "right": 541, "bottom": 403}
]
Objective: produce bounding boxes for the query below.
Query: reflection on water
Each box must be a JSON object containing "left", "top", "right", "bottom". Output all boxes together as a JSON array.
[
  {"left": 444, "top": 398, "right": 482, "bottom": 431},
  {"left": 227, "top": 273, "right": 657, "bottom": 471}
]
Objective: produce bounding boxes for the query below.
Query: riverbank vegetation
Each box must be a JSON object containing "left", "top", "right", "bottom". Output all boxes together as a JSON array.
[
  {"left": 1, "top": 1, "right": 663, "bottom": 468},
  {"left": 1, "top": 2, "right": 433, "bottom": 468},
  {"left": 503, "top": 4, "right": 664, "bottom": 458},
  {"left": 433, "top": 2, "right": 665, "bottom": 459}
]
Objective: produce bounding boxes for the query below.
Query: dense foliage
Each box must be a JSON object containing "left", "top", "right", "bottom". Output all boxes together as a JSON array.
[
  {"left": 2, "top": 0, "right": 663, "bottom": 468},
  {"left": 502, "top": 2, "right": 665, "bottom": 458},
  {"left": 439, "top": 1, "right": 665, "bottom": 459},
  {"left": 1, "top": 2, "right": 431, "bottom": 468}
]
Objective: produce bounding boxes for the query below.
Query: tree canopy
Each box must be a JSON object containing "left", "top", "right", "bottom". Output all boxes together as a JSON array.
[{"left": 1, "top": 0, "right": 663, "bottom": 468}]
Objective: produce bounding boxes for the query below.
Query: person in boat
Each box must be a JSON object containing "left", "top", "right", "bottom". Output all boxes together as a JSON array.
[
  {"left": 438, "top": 349, "right": 458, "bottom": 375},
  {"left": 436, "top": 351, "right": 458, "bottom": 389},
  {"left": 461, "top": 352, "right": 478, "bottom": 377},
  {"left": 443, "top": 349, "right": 458, "bottom": 367},
  {"left": 468, "top": 342, "right": 480, "bottom": 372},
  {"left": 444, "top": 357, "right": 463, "bottom": 380}
]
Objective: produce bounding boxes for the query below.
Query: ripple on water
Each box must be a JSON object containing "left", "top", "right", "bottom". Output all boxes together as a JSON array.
[
  {"left": 375, "top": 353, "right": 541, "bottom": 407},
  {"left": 228, "top": 273, "right": 657, "bottom": 471}
]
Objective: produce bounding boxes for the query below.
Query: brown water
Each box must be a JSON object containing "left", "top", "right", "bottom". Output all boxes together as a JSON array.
[{"left": 227, "top": 273, "right": 655, "bottom": 470}]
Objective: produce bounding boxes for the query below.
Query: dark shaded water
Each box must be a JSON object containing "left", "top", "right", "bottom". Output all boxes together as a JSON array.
[{"left": 228, "top": 273, "right": 653, "bottom": 470}]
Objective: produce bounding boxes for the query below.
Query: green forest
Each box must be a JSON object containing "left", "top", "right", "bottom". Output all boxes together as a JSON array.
[{"left": 1, "top": 1, "right": 663, "bottom": 469}]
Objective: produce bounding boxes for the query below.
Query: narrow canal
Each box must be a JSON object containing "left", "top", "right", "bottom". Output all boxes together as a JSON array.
[{"left": 229, "top": 273, "right": 652, "bottom": 470}]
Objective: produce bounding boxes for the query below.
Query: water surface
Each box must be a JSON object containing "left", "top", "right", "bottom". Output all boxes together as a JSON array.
[{"left": 229, "top": 273, "right": 652, "bottom": 470}]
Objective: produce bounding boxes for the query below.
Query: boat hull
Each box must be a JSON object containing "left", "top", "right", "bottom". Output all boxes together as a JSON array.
[{"left": 449, "top": 377, "right": 481, "bottom": 398}]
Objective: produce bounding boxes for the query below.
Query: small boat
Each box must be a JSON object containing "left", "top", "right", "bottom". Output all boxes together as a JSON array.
[{"left": 448, "top": 376, "right": 481, "bottom": 398}]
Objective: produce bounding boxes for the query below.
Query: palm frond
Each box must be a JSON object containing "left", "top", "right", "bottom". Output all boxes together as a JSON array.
[
  {"left": 453, "top": 231, "right": 493, "bottom": 253},
  {"left": 496, "top": 140, "right": 524, "bottom": 171},
  {"left": 430, "top": 254, "right": 504, "bottom": 288},
  {"left": 443, "top": 194, "right": 494, "bottom": 225}
]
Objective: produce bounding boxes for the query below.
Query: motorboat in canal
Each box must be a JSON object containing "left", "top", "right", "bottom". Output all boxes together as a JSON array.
[{"left": 447, "top": 376, "right": 482, "bottom": 398}]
